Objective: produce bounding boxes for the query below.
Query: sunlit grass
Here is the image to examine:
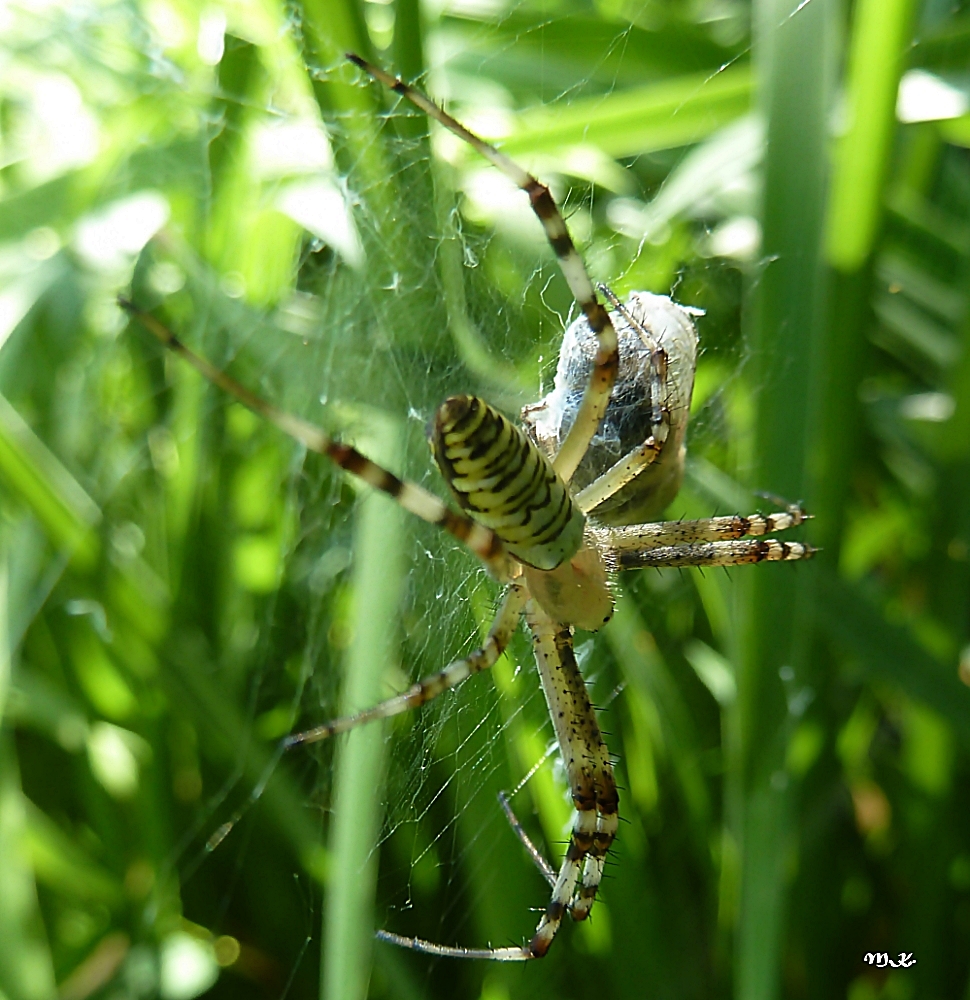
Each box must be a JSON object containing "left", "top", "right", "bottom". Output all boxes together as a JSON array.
[{"left": 1, "top": 2, "right": 969, "bottom": 1000}]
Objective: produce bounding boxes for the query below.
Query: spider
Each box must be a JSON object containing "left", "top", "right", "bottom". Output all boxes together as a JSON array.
[{"left": 120, "top": 53, "right": 813, "bottom": 962}]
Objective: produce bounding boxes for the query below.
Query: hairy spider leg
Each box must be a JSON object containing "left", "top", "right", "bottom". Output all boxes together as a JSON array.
[
  {"left": 388, "top": 770, "right": 623, "bottom": 962},
  {"left": 284, "top": 582, "right": 527, "bottom": 747},
  {"left": 597, "top": 504, "right": 816, "bottom": 569},
  {"left": 346, "top": 53, "right": 619, "bottom": 484},
  {"left": 603, "top": 504, "right": 816, "bottom": 569},
  {"left": 573, "top": 435, "right": 665, "bottom": 514},
  {"left": 603, "top": 504, "right": 811, "bottom": 551},
  {"left": 375, "top": 930, "right": 532, "bottom": 962},
  {"left": 615, "top": 537, "right": 815, "bottom": 570},
  {"left": 500, "top": 785, "right": 623, "bottom": 919},
  {"left": 497, "top": 791, "right": 557, "bottom": 889},
  {"left": 118, "top": 298, "right": 508, "bottom": 577},
  {"left": 525, "top": 603, "right": 617, "bottom": 950},
  {"left": 552, "top": 619, "right": 618, "bottom": 921}
]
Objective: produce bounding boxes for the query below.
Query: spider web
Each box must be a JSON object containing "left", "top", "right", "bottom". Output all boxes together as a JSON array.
[
  {"left": 0, "top": 0, "right": 792, "bottom": 993},
  {"left": 203, "top": 5, "right": 774, "bottom": 980},
  {"left": 155, "top": 0, "right": 772, "bottom": 984},
  {"left": 12, "top": 1, "right": 970, "bottom": 996}
]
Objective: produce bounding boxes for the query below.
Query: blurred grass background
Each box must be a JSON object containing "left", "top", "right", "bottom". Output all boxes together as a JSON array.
[{"left": 1, "top": 0, "right": 970, "bottom": 998}]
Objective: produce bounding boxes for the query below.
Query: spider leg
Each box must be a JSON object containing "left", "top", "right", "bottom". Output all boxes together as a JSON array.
[
  {"left": 568, "top": 289, "right": 698, "bottom": 518},
  {"left": 602, "top": 504, "right": 810, "bottom": 553},
  {"left": 597, "top": 283, "right": 668, "bottom": 432},
  {"left": 346, "top": 55, "right": 619, "bottom": 485},
  {"left": 613, "top": 538, "right": 816, "bottom": 571},
  {"left": 550, "top": 624, "right": 617, "bottom": 920},
  {"left": 525, "top": 603, "right": 617, "bottom": 953},
  {"left": 375, "top": 931, "right": 532, "bottom": 962},
  {"left": 284, "top": 582, "right": 527, "bottom": 747},
  {"left": 574, "top": 434, "right": 664, "bottom": 514},
  {"left": 497, "top": 791, "right": 557, "bottom": 888},
  {"left": 120, "top": 298, "right": 509, "bottom": 577}
]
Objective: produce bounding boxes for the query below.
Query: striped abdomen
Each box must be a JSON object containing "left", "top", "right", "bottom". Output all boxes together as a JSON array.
[{"left": 431, "top": 395, "right": 585, "bottom": 571}]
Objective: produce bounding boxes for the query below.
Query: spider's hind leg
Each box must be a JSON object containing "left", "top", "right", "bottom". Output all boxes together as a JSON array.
[{"left": 498, "top": 788, "right": 612, "bottom": 920}]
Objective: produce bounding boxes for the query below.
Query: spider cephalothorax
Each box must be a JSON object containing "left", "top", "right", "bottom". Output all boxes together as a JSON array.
[{"left": 122, "top": 53, "right": 813, "bottom": 962}]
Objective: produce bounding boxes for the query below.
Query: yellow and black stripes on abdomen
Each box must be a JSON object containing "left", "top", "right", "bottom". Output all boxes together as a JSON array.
[{"left": 431, "top": 395, "right": 585, "bottom": 572}]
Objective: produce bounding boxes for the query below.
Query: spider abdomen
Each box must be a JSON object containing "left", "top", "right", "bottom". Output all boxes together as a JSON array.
[{"left": 431, "top": 395, "right": 585, "bottom": 571}]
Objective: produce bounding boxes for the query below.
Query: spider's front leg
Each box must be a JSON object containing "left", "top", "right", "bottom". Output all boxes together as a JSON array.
[
  {"left": 602, "top": 504, "right": 816, "bottom": 569},
  {"left": 347, "top": 53, "right": 620, "bottom": 484},
  {"left": 525, "top": 603, "right": 618, "bottom": 955}
]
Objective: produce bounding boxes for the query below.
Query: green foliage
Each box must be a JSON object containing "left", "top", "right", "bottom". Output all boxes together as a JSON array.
[{"left": 1, "top": 1, "right": 969, "bottom": 999}]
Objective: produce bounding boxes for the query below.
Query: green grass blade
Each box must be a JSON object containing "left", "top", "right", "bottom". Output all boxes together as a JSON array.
[
  {"left": 0, "top": 555, "right": 57, "bottom": 1000},
  {"left": 736, "top": 1, "right": 835, "bottom": 997},
  {"left": 825, "top": 0, "right": 919, "bottom": 270},
  {"left": 500, "top": 66, "right": 752, "bottom": 159},
  {"left": 818, "top": 574, "right": 970, "bottom": 745},
  {"left": 607, "top": 592, "right": 710, "bottom": 829},
  {"left": 0, "top": 394, "right": 100, "bottom": 571},
  {"left": 0, "top": 737, "right": 58, "bottom": 1000},
  {"left": 323, "top": 417, "right": 405, "bottom": 1000}
]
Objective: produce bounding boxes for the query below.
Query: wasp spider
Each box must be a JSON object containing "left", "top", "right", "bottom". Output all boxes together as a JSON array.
[{"left": 121, "top": 53, "right": 813, "bottom": 962}]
